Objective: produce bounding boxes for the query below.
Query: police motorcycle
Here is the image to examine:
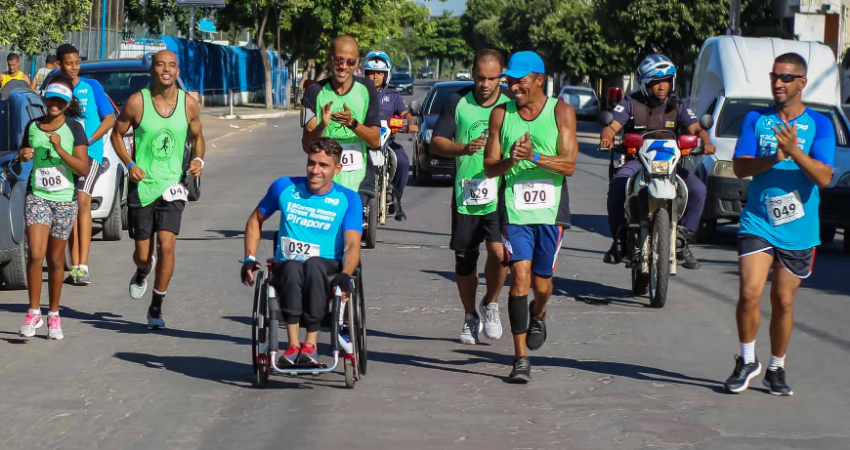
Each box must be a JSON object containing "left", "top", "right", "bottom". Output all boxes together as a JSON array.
[
  {"left": 598, "top": 110, "right": 713, "bottom": 308},
  {"left": 363, "top": 116, "right": 408, "bottom": 248}
]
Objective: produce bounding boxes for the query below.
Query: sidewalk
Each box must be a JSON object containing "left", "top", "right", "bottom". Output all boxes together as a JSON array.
[{"left": 201, "top": 103, "right": 299, "bottom": 120}]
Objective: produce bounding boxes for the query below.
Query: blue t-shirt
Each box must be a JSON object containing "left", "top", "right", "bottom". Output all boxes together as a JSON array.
[
  {"left": 734, "top": 107, "right": 835, "bottom": 250},
  {"left": 74, "top": 77, "right": 115, "bottom": 163},
  {"left": 257, "top": 177, "right": 363, "bottom": 261}
]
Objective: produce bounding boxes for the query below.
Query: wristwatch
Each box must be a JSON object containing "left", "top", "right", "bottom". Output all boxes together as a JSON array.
[
  {"left": 347, "top": 118, "right": 359, "bottom": 130},
  {"left": 316, "top": 122, "right": 326, "bottom": 133},
  {"left": 193, "top": 157, "right": 205, "bottom": 169}
]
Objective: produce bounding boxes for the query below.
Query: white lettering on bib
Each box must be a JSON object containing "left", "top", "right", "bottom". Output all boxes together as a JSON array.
[
  {"left": 280, "top": 236, "right": 321, "bottom": 262},
  {"left": 461, "top": 178, "right": 497, "bottom": 206},
  {"left": 340, "top": 144, "right": 364, "bottom": 172},
  {"left": 766, "top": 191, "right": 804, "bottom": 226},
  {"left": 162, "top": 182, "right": 189, "bottom": 202},
  {"left": 513, "top": 180, "right": 556, "bottom": 210},
  {"left": 35, "top": 166, "right": 71, "bottom": 192}
]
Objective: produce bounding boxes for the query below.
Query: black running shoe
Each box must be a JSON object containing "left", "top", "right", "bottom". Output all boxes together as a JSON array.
[
  {"left": 526, "top": 300, "right": 547, "bottom": 351},
  {"left": 603, "top": 241, "right": 621, "bottom": 264},
  {"left": 508, "top": 357, "right": 531, "bottom": 384},
  {"left": 724, "top": 355, "right": 762, "bottom": 393},
  {"left": 763, "top": 368, "right": 794, "bottom": 396}
]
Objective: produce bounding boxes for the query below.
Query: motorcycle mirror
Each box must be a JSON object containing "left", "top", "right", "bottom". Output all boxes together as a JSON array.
[
  {"left": 408, "top": 100, "right": 422, "bottom": 116},
  {"left": 598, "top": 111, "right": 614, "bottom": 127},
  {"left": 699, "top": 114, "right": 714, "bottom": 130}
]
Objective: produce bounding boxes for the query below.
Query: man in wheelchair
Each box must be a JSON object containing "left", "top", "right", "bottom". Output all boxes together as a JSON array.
[{"left": 241, "top": 137, "right": 363, "bottom": 365}]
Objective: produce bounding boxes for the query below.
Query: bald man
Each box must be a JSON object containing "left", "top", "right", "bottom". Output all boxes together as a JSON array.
[
  {"left": 112, "top": 50, "right": 205, "bottom": 330},
  {"left": 302, "top": 35, "right": 381, "bottom": 212}
]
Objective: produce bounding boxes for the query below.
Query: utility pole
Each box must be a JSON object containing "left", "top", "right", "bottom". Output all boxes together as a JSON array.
[
  {"left": 189, "top": 7, "right": 195, "bottom": 40},
  {"left": 727, "top": 0, "right": 742, "bottom": 35}
]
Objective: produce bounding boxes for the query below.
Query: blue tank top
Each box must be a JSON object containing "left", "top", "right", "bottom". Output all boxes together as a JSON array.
[
  {"left": 734, "top": 107, "right": 835, "bottom": 250},
  {"left": 257, "top": 177, "right": 363, "bottom": 261}
]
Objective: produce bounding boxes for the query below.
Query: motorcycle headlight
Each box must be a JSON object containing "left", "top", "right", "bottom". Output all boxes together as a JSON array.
[
  {"left": 425, "top": 129, "right": 433, "bottom": 145},
  {"left": 711, "top": 160, "right": 737, "bottom": 178},
  {"left": 650, "top": 161, "right": 669, "bottom": 174},
  {"left": 837, "top": 173, "right": 850, "bottom": 187}
]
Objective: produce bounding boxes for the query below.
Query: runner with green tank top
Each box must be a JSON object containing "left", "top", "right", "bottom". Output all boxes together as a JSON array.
[
  {"left": 112, "top": 50, "right": 206, "bottom": 331},
  {"left": 431, "top": 49, "right": 512, "bottom": 345},
  {"left": 484, "top": 51, "right": 579, "bottom": 383},
  {"left": 301, "top": 35, "right": 381, "bottom": 207}
]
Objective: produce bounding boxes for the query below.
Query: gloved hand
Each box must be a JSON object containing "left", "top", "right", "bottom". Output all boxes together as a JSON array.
[
  {"left": 331, "top": 272, "right": 353, "bottom": 295},
  {"left": 241, "top": 259, "right": 261, "bottom": 286}
]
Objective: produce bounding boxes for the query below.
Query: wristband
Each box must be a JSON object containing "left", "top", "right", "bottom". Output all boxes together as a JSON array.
[
  {"left": 532, "top": 151, "right": 540, "bottom": 163},
  {"left": 316, "top": 122, "right": 326, "bottom": 133},
  {"left": 347, "top": 118, "right": 359, "bottom": 130},
  {"left": 193, "top": 157, "right": 205, "bottom": 169},
  {"left": 244, "top": 255, "right": 257, "bottom": 262},
  {"left": 127, "top": 162, "right": 136, "bottom": 169}
]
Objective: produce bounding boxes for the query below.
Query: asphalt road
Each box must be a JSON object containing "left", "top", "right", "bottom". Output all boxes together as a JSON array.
[{"left": 1, "top": 113, "right": 849, "bottom": 450}]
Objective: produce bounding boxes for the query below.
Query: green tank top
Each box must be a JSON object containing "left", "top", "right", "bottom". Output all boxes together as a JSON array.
[
  {"left": 134, "top": 88, "right": 189, "bottom": 207},
  {"left": 499, "top": 98, "right": 568, "bottom": 226},
  {"left": 314, "top": 81, "right": 372, "bottom": 192},
  {"left": 27, "top": 120, "right": 78, "bottom": 202},
  {"left": 454, "top": 90, "right": 511, "bottom": 216}
]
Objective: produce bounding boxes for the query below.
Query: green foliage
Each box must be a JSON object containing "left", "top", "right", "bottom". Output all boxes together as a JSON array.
[
  {"left": 460, "top": 0, "right": 508, "bottom": 50},
  {"left": 0, "top": 0, "right": 91, "bottom": 55},
  {"left": 411, "top": 11, "right": 472, "bottom": 67},
  {"left": 125, "top": 0, "right": 213, "bottom": 37}
]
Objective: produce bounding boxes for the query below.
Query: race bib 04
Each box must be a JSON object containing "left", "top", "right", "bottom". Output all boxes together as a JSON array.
[
  {"left": 162, "top": 182, "right": 189, "bottom": 202},
  {"left": 461, "top": 178, "right": 497, "bottom": 206},
  {"left": 766, "top": 191, "right": 804, "bottom": 227},
  {"left": 340, "top": 144, "right": 364, "bottom": 172},
  {"left": 280, "top": 236, "right": 321, "bottom": 262},
  {"left": 35, "top": 166, "right": 71, "bottom": 192},
  {"left": 513, "top": 180, "right": 556, "bottom": 211}
]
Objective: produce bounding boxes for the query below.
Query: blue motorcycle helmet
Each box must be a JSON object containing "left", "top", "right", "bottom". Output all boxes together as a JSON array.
[
  {"left": 636, "top": 54, "right": 676, "bottom": 97},
  {"left": 362, "top": 50, "right": 393, "bottom": 88}
]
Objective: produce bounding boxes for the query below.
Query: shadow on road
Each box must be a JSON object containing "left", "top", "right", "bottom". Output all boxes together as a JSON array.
[
  {"left": 551, "top": 276, "right": 649, "bottom": 308},
  {"left": 367, "top": 328, "right": 458, "bottom": 344},
  {"left": 570, "top": 213, "right": 611, "bottom": 238},
  {"left": 177, "top": 229, "right": 277, "bottom": 242}
]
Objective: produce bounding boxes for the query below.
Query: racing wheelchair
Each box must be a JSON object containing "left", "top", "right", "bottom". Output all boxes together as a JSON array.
[{"left": 251, "top": 255, "right": 367, "bottom": 389}]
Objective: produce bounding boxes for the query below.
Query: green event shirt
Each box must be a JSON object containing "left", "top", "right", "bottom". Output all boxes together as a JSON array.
[
  {"left": 132, "top": 88, "right": 189, "bottom": 207},
  {"left": 432, "top": 85, "right": 511, "bottom": 215},
  {"left": 301, "top": 77, "right": 380, "bottom": 192},
  {"left": 499, "top": 98, "right": 569, "bottom": 226},
  {"left": 22, "top": 117, "right": 87, "bottom": 203}
]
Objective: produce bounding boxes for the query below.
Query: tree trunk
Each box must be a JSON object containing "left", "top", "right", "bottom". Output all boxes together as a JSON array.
[{"left": 257, "top": 3, "right": 273, "bottom": 109}]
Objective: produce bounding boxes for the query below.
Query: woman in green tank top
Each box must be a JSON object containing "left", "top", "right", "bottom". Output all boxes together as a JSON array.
[{"left": 16, "top": 75, "right": 90, "bottom": 341}]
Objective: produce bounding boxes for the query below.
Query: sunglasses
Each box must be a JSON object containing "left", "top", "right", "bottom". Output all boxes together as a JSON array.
[
  {"left": 331, "top": 56, "right": 358, "bottom": 68},
  {"left": 770, "top": 72, "right": 805, "bottom": 83}
]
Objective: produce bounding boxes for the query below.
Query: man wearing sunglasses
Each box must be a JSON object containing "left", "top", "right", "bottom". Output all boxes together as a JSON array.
[
  {"left": 725, "top": 53, "right": 835, "bottom": 397},
  {"left": 301, "top": 35, "right": 381, "bottom": 214}
]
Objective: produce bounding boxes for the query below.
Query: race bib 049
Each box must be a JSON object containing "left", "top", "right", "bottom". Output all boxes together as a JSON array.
[
  {"left": 513, "top": 180, "right": 556, "bottom": 211},
  {"left": 461, "top": 178, "right": 497, "bottom": 206},
  {"left": 162, "top": 182, "right": 189, "bottom": 202},
  {"left": 35, "top": 166, "right": 71, "bottom": 192},
  {"left": 280, "top": 236, "right": 321, "bottom": 262},
  {"left": 766, "top": 191, "right": 804, "bottom": 227},
  {"left": 340, "top": 144, "right": 364, "bottom": 172}
]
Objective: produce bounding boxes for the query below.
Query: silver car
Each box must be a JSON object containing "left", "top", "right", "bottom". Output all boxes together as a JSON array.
[{"left": 557, "top": 85, "right": 599, "bottom": 121}]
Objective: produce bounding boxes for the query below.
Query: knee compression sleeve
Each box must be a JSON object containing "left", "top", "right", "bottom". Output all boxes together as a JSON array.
[
  {"left": 508, "top": 294, "right": 529, "bottom": 335},
  {"left": 454, "top": 250, "right": 480, "bottom": 276}
]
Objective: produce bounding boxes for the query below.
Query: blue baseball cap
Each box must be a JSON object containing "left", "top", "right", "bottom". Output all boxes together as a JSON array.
[{"left": 501, "top": 51, "right": 546, "bottom": 79}]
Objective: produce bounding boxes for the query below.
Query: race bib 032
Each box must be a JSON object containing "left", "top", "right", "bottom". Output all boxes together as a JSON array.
[{"left": 280, "top": 236, "right": 321, "bottom": 262}]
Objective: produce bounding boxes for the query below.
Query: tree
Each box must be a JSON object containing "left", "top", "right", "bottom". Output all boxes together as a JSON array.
[
  {"left": 460, "top": 0, "right": 509, "bottom": 51},
  {"left": 408, "top": 11, "right": 471, "bottom": 77},
  {"left": 0, "top": 0, "right": 91, "bottom": 55}
]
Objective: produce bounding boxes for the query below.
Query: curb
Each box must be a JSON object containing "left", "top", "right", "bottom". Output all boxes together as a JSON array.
[{"left": 216, "top": 110, "right": 299, "bottom": 120}]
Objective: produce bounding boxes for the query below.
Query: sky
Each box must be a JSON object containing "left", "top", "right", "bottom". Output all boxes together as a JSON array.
[{"left": 416, "top": 0, "right": 467, "bottom": 16}]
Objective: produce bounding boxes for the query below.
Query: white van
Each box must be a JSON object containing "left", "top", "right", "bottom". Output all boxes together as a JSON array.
[{"left": 689, "top": 36, "right": 850, "bottom": 251}]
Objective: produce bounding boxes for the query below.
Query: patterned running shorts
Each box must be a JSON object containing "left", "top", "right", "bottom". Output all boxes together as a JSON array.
[{"left": 25, "top": 194, "right": 79, "bottom": 240}]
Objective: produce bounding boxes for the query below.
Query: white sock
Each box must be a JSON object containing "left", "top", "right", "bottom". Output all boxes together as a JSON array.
[
  {"left": 47, "top": 311, "right": 59, "bottom": 318},
  {"left": 79, "top": 265, "right": 88, "bottom": 271},
  {"left": 768, "top": 354, "right": 785, "bottom": 371},
  {"left": 741, "top": 341, "right": 756, "bottom": 364},
  {"left": 72, "top": 265, "right": 79, "bottom": 270},
  {"left": 28, "top": 308, "right": 41, "bottom": 316}
]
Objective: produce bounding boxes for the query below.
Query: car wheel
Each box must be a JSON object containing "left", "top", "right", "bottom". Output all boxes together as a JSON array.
[
  {"left": 102, "top": 185, "right": 123, "bottom": 241},
  {"left": 1, "top": 237, "right": 28, "bottom": 290}
]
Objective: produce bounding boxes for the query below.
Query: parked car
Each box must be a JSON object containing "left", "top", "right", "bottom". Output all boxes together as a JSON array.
[
  {"left": 455, "top": 70, "right": 471, "bottom": 81},
  {"left": 417, "top": 66, "right": 434, "bottom": 79},
  {"left": 409, "top": 81, "right": 472, "bottom": 184},
  {"left": 389, "top": 72, "right": 414, "bottom": 95},
  {"left": 689, "top": 36, "right": 850, "bottom": 251},
  {"left": 557, "top": 85, "right": 599, "bottom": 121},
  {"left": 0, "top": 80, "right": 44, "bottom": 289}
]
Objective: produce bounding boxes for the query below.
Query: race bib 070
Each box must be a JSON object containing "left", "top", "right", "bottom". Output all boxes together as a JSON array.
[
  {"left": 513, "top": 180, "right": 556, "bottom": 211},
  {"left": 766, "top": 191, "right": 804, "bottom": 227},
  {"left": 461, "top": 178, "right": 497, "bottom": 206},
  {"left": 340, "top": 144, "right": 364, "bottom": 172},
  {"left": 280, "top": 236, "right": 321, "bottom": 262},
  {"left": 35, "top": 166, "right": 71, "bottom": 192},
  {"left": 162, "top": 182, "right": 189, "bottom": 202}
]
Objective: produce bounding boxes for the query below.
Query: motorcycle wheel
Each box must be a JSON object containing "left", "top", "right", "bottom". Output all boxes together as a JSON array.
[
  {"left": 364, "top": 196, "right": 378, "bottom": 249},
  {"left": 649, "top": 208, "right": 670, "bottom": 308},
  {"left": 378, "top": 169, "right": 388, "bottom": 226},
  {"left": 629, "top": 231, "right": 648, "bottom": 297}
]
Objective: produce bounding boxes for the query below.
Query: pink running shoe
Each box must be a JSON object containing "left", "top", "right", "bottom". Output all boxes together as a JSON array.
[
  {"left": 47, "top": 314, "right": 64, "bottom": 340},
  {"left": 19, "top": 311, "right": 44, "bottom": 337}
]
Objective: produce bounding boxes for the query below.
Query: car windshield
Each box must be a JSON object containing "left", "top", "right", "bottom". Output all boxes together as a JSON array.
[
  {"left": 426, "top": 85, "right": 468, "bottom": 115},
  {"left": 393, "top": 74, "right": 412, "bottom": 83},
  {"left": 558, "top": 88, "right": 597, "bottom": 108},
  {"left": 81, "top": 70, "right": 152, "bottom": 107},
  {"left": 717, "top": 98, "right": 850, "bottom": 146}
]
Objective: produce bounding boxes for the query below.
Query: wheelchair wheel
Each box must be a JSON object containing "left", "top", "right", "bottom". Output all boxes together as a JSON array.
[
  {"left": 344, "top": 357, "right": 356, "bottom": 389},
  {"left": 251, "top": 271, "right": 270, "bottom": 389},
  {"left": 355, "top": 269, "right": 367, "bottom": 376}
]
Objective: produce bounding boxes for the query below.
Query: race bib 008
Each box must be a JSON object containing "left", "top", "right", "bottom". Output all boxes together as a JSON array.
[
  {"left": 162, "top": 182, "right": 189, "bottom": 202},
  {"left": 35, "top": 166, "right": 71, "bottom": 192},
  {"left": 461, "top": 178, "right": 497, "bottom": 206},
  {"left": 766, "top": 191, "right": 804, "bottom": 227},
  {"left": 340, "top": 144, "right": 364, "bottom": 172},
  {"left": 280, "top": 236, "right": 321, "bottom": 262},
  {"left": 513, "top": 180, "right": 556, "bottom": 211}
]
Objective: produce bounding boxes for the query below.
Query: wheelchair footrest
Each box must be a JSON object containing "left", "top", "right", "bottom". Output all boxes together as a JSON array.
[{"left": 278, "top": 360, "right": 328, "bottom": 370}]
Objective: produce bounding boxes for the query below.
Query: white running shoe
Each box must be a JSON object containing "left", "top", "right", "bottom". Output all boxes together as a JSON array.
[
  {"left": 129, "top": 255, "right": 155, "bottom": 300},
  {"left": 479, "top": 300, "right": 503, "bottom": 340},
  {"left": 47, "top": 315, "right": 64, "bottom": 340},
  {"left": 459, "top": 313, "right": 482, "bottom": 345},
  {"left": 19, "top": 311, "right": 44, "bottom": 337}
]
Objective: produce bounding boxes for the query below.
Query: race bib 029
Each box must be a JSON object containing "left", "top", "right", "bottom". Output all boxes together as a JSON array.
[
  {"left": 766, "top": 191, "right": 804, "bottom": 227},
  {"left": 340, "top": 144, "right": 364, "bottom": 172},
  {"left": 280, "top": 236, "right": 321, "bottom": 262},
  {"left": 513, "top": 180, "right": 556, "bottom": 211},
  {"left": 461, "top": 178, "right": 497, "bottom": 206},
  {"left": 35, "top": 166, "right": 71, "bottom": 192}
]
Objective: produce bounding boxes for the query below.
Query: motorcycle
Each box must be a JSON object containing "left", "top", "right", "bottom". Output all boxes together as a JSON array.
[
  {"left": 598, "top": 111, "right": 713, "bottom": 308},
  {"left": 363, "top": 116, "right": 407, "bottom": 249}
]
